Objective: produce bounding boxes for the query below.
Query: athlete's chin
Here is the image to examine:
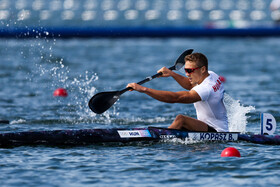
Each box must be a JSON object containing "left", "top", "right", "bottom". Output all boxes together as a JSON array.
[
  {"left": 188, "top": 78, "right": 194, "bottom": 84},
  {"left": 189, "top": 80, "right": 198, "bottom": 86}
]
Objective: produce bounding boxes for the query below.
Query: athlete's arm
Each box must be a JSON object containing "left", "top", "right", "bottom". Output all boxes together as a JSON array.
[
  {"left": 127, "top": 83, "right": 201, "bottom": 104},
  {"left": 157, "top": 67, "right": 193, "bottom": 90},
  {"left": 170, "top": 71, "right": 193, "bottom": 90}
]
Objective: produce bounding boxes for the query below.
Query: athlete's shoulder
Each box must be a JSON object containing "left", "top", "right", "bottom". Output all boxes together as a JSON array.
[{"left": 208, "top": 70, "right": 219, "bottom": 78}]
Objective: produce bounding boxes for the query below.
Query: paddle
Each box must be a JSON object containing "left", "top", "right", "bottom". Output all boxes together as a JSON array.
[{"left": 88, "top": 49, "right": 194, "bottom": 114}]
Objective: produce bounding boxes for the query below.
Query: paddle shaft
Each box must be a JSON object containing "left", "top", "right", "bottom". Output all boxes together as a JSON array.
[{"left": 119, "top": 65, "right": 176, "bottom": 95}]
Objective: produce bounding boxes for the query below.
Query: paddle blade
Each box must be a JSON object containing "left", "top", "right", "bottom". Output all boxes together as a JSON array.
[
  {"left": 88, "top": 91, "right": 121, "bottom": 114},
  {"left": 174, "top": 49, "right": 193, "bottom": 70}
]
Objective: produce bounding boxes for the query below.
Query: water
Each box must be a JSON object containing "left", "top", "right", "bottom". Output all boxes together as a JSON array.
[{"left": 0, "top": 37, "right": 280, "bottom": 186}]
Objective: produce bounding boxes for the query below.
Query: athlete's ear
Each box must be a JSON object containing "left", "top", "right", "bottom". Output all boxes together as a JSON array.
[{"left": 201, "top": 66, "right": 207, "bottom": 73}]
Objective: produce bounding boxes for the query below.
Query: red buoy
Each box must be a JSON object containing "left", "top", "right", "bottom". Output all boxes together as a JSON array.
[
  {"left": 221, "top": 147, "right": 241, "bottom": 157},
  {"left": 53, "top": 88, "right": 68, "bottom": 97}
]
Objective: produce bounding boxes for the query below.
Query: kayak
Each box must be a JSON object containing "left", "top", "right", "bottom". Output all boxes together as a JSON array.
[
  {"left": 0, "top": 126, "right": 279, "bottom": 147},
  {"left": 0, "top": 127, "right": 238, "bottom": 147}
]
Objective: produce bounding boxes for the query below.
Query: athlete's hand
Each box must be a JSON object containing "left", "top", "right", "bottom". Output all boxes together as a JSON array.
[
  {"left": 126, "top": 83, "right": 147, "bottom": 93},
  {"left": 157, "top": 67, "right": 173, "bottom": 77}
]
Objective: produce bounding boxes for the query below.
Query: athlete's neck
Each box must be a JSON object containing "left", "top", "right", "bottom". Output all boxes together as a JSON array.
[{"left": 198, "top": 72, "right": 210, "bottom": 85}]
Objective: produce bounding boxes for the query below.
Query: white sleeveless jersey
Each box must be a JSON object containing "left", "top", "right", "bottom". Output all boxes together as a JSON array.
[{"left": 191, "top": 71, "right": 228, "bottom": 132}]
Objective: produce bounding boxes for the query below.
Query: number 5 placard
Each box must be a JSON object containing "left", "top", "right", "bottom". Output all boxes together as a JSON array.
[{"left": 261, "top": 113, "right": 277, "bottom": 135}]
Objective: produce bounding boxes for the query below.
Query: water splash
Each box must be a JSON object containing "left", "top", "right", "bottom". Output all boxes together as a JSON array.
[
  {"left": 161, "top": 137, "right": 203, "bottom": 145},
  {"left": 37, "top": 62, "right": 100, "bottom": 122},
  {"left": 10, "top": 119, "right": 27, "bottom": 124},
  {"left": 224, "top": 93, "right": 255, "bottom": 133},
  {"left": 69, "top": 71, "right": 99, "bottom": 120},
  {"left": 23, "top": 37, "right": 106, "bottom": 124}
]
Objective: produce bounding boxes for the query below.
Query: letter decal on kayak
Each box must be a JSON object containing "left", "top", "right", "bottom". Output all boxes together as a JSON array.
[
  {"left": 188, "top": 133, "right": 238, "bottom": 141},
  {"left": 117, "top": 130, "right": 152, "bottom": 138}
]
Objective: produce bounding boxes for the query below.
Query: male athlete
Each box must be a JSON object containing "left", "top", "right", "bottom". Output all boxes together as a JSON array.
[{"left": 127, "top": 52, "right": 228, "bottom": 132}]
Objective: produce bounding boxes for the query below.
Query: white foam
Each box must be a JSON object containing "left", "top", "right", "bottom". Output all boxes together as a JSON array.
[
  {"left": 10, "top": 119, "right": 26, "bottom": 124},
  {"left": 161, "top": 137, "right": 203, "bottom": 145},
  {"left": 224, "top": 93, "right": 255, "bottom": 133}
]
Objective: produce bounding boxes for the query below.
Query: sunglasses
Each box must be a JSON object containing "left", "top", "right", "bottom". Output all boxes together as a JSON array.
[{"left": 184, "top": 67, "right": 202, "bottom": 74}]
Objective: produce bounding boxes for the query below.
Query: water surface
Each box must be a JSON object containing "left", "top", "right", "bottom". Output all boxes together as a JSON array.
[{"left": 0, "top": 37, "right": 279, "bottom": 186}]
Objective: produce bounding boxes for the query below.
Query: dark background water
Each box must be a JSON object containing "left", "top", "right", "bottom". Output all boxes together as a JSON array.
[{"left": 0, "top": 37, "right": 280, "bottom": 186}]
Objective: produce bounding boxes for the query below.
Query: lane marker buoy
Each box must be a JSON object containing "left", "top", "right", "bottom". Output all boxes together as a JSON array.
[
  {"left": 221, "top": 147, "right": 241, "bottom": 157},
  {"left": 53, "top": 88, "right": 68, "bottom": 97}
]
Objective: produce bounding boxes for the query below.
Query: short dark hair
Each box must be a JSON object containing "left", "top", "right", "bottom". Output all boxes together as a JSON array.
[{"left": 184, "top": 53, "right": 208, "bottom": 70}]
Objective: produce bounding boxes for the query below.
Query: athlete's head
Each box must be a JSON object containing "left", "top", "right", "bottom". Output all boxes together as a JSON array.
[
  {"left": 184, "top": 53, "right": 209, "bottom": 85},
  {"left": 184, "top": 53, "right": 208, "bottom": 71}
]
